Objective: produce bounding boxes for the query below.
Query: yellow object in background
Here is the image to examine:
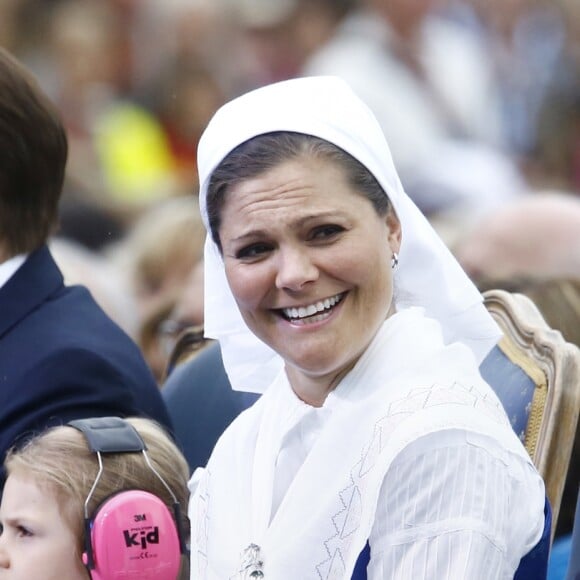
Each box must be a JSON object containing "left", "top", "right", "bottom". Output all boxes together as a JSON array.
[{"left": 95, "top": 102, "right": 176, "bottom": 203}]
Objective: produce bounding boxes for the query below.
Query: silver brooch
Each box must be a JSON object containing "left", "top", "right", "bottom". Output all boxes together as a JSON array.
[{"left": 231, "top": 543, "right": 265, "bottom": 579}]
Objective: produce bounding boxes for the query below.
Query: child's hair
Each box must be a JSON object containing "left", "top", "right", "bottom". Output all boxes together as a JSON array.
[{"left": 5, "top": 417, "right": 190, "bottom": 578}]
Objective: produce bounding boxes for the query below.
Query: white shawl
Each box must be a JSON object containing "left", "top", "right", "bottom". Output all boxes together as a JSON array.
[{"left": 188, "top": 309, "right": 534, "bottom": 579}]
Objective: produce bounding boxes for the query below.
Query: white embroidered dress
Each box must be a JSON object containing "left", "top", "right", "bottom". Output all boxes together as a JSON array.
[{"left": 188, "top": 309, "right": 544, "bottom": 579}]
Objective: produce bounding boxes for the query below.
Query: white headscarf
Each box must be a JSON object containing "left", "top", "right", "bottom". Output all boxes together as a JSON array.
[{"left": 197, "top": 76, "right": 501, "bottom": 393}]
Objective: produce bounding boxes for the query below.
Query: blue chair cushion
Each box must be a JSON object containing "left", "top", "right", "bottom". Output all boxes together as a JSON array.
[{"left": 479, "top": 344, "right": 537, "bottom": 445}]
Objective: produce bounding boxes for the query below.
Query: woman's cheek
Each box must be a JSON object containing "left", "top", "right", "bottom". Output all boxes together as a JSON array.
[{"left": 226, "top": 263, "right": 269, "bottom": 307}]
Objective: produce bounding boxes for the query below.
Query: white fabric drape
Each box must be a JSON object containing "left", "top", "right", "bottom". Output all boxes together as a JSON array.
[
  {"left": 197, "top": 75, "right": 501, "bottom": 394},
  {"left": 188, "top": 309, "right": 544, "bottom": 579}
]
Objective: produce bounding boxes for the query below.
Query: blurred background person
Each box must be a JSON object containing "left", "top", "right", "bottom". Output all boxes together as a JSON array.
[
  {"left": 301, "top": 0, "right": 580, "bottom": 246},
  {"left": 302, "top": 0, "right": 512, "bottom": 215},
  {"left": 157, "top": 259, "right": 207, "bottom": 374},
  {"left": 111, "top": 196, "right": 206, "bottom": 381},
  {"left": 444, "top": 0, "right": 580, "bottom": 192},
  {"left": 453, "top": 191, "right": 580, "bottom": 284},
  {"left": 452, "top": 191, "right": 580, "bottom": 553}
]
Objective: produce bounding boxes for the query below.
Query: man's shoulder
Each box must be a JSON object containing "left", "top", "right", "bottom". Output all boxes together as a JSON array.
[
  {"left": 0, "top": 248, "right": 172, "bottom": 433},
  {"left": 0, "top": 276, "right": 157, "bottom": 400}
]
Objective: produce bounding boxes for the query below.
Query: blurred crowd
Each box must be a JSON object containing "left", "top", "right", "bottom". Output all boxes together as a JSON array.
[{"left": 1, "top": 0, "right": 579, "bottom": 383}]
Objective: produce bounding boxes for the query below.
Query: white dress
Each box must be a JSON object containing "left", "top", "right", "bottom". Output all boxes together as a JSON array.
[{"left": 188, "top": 308, "right": 545, "bottom": 579}]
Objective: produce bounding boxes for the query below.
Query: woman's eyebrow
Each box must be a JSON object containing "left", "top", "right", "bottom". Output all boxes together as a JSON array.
[
  {"left": 228, "top": 229, "right": 269, "bottom": 245},
  {"left": 228, "top": 210, "right": 349, "bottom": 244},
  {"left": 295, "top": 210, "right": 346, "bottom": 225}
]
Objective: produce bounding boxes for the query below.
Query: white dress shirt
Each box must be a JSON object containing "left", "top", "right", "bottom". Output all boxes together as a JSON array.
[{"left": 0, "top": 254, "right": 27, "bottom": 289}]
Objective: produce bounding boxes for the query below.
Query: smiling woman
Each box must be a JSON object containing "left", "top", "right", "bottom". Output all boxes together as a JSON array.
[{"left": 187, "top": 77, "right": 548, "bottom": 579}]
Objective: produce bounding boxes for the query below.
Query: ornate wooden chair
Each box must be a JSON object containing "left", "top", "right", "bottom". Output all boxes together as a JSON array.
[{"left": 480, "top": 289, "right": 580, "bottom": 540}]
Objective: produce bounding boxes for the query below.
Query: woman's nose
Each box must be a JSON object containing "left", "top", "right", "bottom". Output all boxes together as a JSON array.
[{"left": 275, "top": 246, "right": 318, "bottom": 291}]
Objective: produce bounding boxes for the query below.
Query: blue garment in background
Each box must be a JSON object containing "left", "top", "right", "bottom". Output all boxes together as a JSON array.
[{"left": 549, "top": 534, "right": 573, "bottom": 579}]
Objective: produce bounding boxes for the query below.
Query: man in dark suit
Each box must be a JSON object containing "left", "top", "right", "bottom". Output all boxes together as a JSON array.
[{"left": 0, "top": 48, "right": 172, "bottom": 493}]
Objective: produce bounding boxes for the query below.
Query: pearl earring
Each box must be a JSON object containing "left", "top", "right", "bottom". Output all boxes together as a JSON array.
[{"left": 391, "top": 252, "right": 399, "bottom": 269}]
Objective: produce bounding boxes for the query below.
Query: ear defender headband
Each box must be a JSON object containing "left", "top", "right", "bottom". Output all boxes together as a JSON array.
[{"left": 67, "top": 417, "right": 187, "bottom": 580}]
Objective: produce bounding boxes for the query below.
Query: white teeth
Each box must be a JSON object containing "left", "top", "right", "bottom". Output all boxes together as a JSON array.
[
  {"left": 306, "top": 304, "right": 318, "bottom": 316},
  {"left": 282, "top": 293, "right": 343, "bottom": 320}
]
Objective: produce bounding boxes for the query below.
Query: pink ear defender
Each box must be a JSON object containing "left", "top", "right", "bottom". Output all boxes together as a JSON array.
[{"left": 68, "top": 417, "right": 187, "bottom": 580}]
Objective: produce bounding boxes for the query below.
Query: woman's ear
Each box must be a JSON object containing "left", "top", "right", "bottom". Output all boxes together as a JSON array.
[{"left": 385, "top": 209, "right": 402, "bottom": 252}]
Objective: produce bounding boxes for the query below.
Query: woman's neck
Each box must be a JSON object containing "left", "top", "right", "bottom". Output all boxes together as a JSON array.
[
  {"left": 286, "top": 307, "right": 397, "bottom": 406},
  {"left": 285, "top": 359, "right": 358, "bottom": 407}
]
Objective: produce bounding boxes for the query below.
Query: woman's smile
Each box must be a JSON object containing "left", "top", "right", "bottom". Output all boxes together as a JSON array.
[{"left": 277, "top": 291, "right": 346, "bottom": 324}]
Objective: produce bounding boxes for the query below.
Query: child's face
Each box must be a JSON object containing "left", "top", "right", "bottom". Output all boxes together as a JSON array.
[{"left": 0, "top": 471, "right": 88, "bottom": 579}]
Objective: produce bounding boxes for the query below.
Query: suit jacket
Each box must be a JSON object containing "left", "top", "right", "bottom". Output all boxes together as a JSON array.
[{"left": 0, "top": 245, "right": 172, "bottom": 491}]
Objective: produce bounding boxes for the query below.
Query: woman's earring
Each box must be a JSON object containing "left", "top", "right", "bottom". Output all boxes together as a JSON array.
[{"left": 391, "top": 252, "right": 399, "bottom": 269}]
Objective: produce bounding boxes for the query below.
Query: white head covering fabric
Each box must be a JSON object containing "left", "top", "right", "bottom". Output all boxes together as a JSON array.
[{"left": 197, "top": 76, "right": 501, "bottom": 393}]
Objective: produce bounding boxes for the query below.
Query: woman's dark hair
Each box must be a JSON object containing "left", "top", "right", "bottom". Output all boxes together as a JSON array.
[{"left": 206, "top": 132, "right": 391, "bottom": 251}]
